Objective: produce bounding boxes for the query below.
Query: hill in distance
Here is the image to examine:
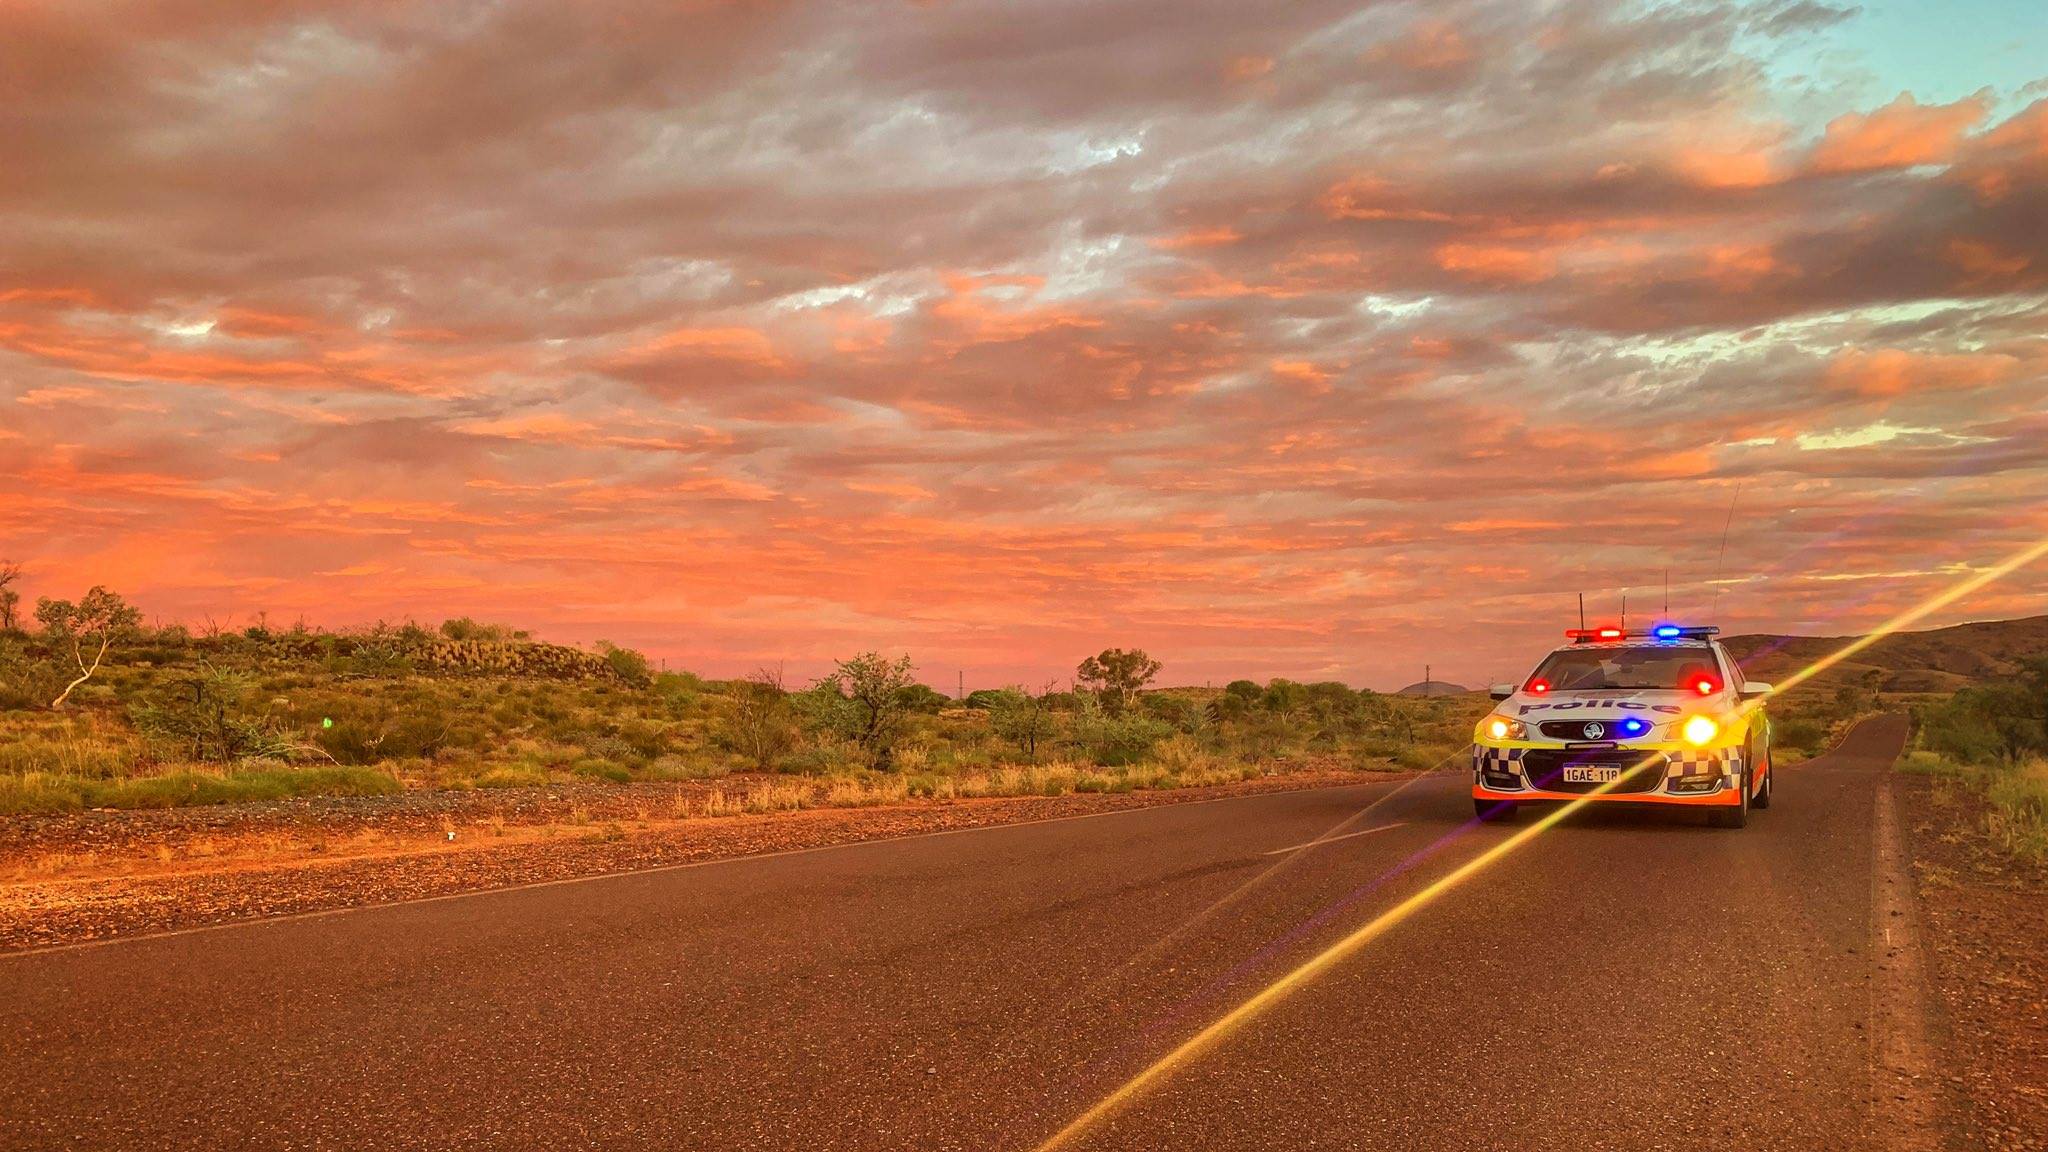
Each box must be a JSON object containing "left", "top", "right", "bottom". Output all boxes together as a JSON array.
[{"left": 1723, "top": 614, "right": 2048, "bottom": 694}]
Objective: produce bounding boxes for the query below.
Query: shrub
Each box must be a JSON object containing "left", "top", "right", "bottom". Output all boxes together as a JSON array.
[
  {"left": 313, "top": 699, "right": 452, "bottom": 765},
  {"left": 597, "top": 641, "right": 652, "bottom": 687},
  {"left": 1986, "top": 759, "right": 2048, "bottom": 861},
  {"left": 1071, "top": 702, "right": 1171, "bottom": 766},
  {"left": 716, "top": 669, "right": 798, "bottom": 769},
  {"left": 1916, "top": 679, "right": 2046, "bottom": 764},
  {"left": 571, "top": 757, "right": 632, "bottom": 783},
  {"left": 0, "top": 636, "right": 65, "bottom": 711},
  {"left": 811, "top": 652, "right": 918, "bottom": 769},
  {"left": 1149, "top": 734, "right": 1211, "bottom": 774},
  {"left": 895, "top": 683, "right": 952, "bottom": 713},
  {"left": 988, "top": 685, "right": 1058, "bottom": 761},
  {"left": 1140, "top": 692, "right": 1204, "bottom": 732},
  {"left": 1773, "top": 718, "right": 1829, "bottom": 757},
  {"left": 130, "top": 663, "right": 306, "bottom": 764},
  {"left": 439, "top": 618, "right": 528, "bottom": 642}
]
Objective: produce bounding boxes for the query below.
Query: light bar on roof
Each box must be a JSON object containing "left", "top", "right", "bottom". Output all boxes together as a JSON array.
[{"left": 1565, "top": 625, "right": 1720, "bottom": 643}]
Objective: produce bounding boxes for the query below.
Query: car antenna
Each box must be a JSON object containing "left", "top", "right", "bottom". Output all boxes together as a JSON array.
[
  {"left": 1621, "top": 592, "right": 1627, "bottom": 632},
  {"left": 1578, "top": 592, "right": 1585, "bottom": 631},
  {"left": 1711, "top": 485, "right": 1743, "bottom": 619}
]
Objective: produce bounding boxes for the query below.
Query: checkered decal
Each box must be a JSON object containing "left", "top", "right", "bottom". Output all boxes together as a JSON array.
[
  {"left": 1665, "top": 748, "right": 1742, "bottom": 792},
  {"left": 1473, "top": 745, "right": 1523, "bottom": 784}
]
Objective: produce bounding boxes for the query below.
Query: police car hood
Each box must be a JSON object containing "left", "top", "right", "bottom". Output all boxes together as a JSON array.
[{"left": 1508, "top": 688, "right": 1716, "bottom": 719}]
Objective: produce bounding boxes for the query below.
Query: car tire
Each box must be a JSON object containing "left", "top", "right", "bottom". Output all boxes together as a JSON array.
[
  {"left": 1751, "top": 741, "right": 1772, "bottom": 810},
  {"left": 1475, "top": 798, "right": 1518, "bottom": 822},
  {"left": 1711, "top": 765, "right": 1751, "bottom": 828}
]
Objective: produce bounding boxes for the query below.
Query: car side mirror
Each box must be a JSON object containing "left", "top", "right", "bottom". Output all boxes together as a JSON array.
[
  {"left": 1489, "top": 683, "right": 1516, "bottom": 701},
  {"left": 1740, "top": 682, "right": 1773, "bottom": 699}
]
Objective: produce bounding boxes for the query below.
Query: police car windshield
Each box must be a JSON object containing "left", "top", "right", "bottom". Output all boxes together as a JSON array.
[{"left": 1530, "top": 645, "right": 1718, "bottom": 691}]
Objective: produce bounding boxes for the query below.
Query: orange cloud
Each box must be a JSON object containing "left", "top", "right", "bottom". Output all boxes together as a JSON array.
[
  {"left": 1151, "top": 227, "right": 1243, "bottom": 250},
  {"left": 1269, "top": 359, "right": 1333, "bottom": 392},
  {"left": 1434, "top": 243, "right": 1555, "bottom": 284},
  {"left": 3, "top": 1, "right": 2045, "bottom": 690},
  {"left": 1821, "top": 348, "right": 2019, "bottom": 396},
  {"left": 1672, "top": 144, "right": 1784, "bottom": 189},
  {"left": 1808, "top": 92, "right": 1988, "bottom": 174}
]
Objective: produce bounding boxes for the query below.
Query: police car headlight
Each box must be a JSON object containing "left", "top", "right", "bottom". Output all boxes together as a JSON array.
[
  {"left": 1481, "top": 716, "right": 1527, "bottom": 741},
  {"left": 1681, "top": 715, "right": 1720, "bottom": 747}
]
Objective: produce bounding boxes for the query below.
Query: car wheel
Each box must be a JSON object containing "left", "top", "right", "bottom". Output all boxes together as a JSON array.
[
  {"left": 1711, "top": 765, "right": 1750, "bottom": 828},
  {"left": 1475, "top": 798, "right": 1518, "bottom": 822},
  {"left": 1751, "top": 741, "right": 1772, "bottom": 810}
]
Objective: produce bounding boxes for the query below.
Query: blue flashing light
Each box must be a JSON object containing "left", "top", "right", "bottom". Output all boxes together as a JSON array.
[
  {"left": 1618, "top": 717, "right": 1650, "bottom": 737},
  {"left": 1652, "top": 625, "right": 1682, "bottom": 640}
]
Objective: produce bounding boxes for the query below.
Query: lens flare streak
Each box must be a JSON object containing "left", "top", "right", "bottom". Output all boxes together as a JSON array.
[{"left": 1030, "top": 535, "right": 2048, "bottom": 1152}]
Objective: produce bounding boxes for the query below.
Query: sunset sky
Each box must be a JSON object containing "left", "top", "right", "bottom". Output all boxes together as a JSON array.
[{"left": 3, "top": 0, "right": 2045, "bottom": 691}]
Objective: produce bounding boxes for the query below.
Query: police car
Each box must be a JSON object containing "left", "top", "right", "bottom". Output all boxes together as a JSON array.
[{"left": 1471, "top": 625, "right": 1773, "bottom": 828}]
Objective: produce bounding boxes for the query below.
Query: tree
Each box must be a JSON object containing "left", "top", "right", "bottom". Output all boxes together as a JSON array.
[
  {"left": 820, "top": 652, "right": 918, "bottom": 768},
  {"left": 720, "top": 667, "right": 797, "bottom": 770},
  {"left": 0, "top": 560, "right": 20, "bottom": 632},
  {"left": 1076, "top": 648, "right": 1162, "bottom": 715},
  {"left": 35, "top": 587, "right": 142, "bottom": 708}
]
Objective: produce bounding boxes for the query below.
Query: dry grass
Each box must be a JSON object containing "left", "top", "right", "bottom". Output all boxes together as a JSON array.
[
  {"left": 0, "top": 764, "right": 400, "bottom": 814},
  {"left": 1900, "top": 751, "right": 2048, "bottom": 863},
  {"left": 1986, "top": 758, "right": 2048, "bottom": 861}
]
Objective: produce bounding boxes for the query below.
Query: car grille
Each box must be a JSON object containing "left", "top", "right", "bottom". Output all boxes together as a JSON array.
[
  {"left": 1538, "top": 719, "right": 1652, "bottom": 740},
  {"left": 1519, "top": 749, "right": 1666, "bottom": 795}
]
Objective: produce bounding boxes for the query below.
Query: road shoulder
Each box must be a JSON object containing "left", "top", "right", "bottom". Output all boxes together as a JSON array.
[
  {"left": 1894, "top": 767, "right": 2048, "bottom": 1150},
  {"left": 0, "top": 766, "right": 1424, "bottom": 954}
]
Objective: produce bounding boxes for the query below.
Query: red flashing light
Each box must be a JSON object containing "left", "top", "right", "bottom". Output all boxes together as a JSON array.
[
  {"left": 1527, "top": 678, "right": 1551, "bottom": 695},
  {"left": 1693, "top": 677, "right": 1719, "bottom": 696},
  {"left": 1599, "top": 627, "right": 1623, "bottom": 639},
  {"left": 1565, "top": 627, "right": 1625, "bottom": 641}
]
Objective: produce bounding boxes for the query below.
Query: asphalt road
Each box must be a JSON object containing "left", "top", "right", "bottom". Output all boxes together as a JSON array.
[{"left": 1, "top": 716, "right": 1917, "bottom": 1151}]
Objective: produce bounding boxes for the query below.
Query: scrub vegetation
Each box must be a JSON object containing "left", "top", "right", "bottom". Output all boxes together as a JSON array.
[
  {"left": 1905, "top": 658, "right": 2048, "bottom": 861},
  {"left": 0, "top": 592, "right": 1486, "bottom": 816},
  {"left": 1761, "top": 672, "right": 1892, "bottom": 763}
]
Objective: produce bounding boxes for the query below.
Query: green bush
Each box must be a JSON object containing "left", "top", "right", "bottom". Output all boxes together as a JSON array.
[
  {"left": 129, "top": 663, "right": 304, "bottom": 764},
  {"left": 570, "top": 757, "right": 632, "bottom": 783},
  {"left": 1773, "top": 717, "right": 1829, "bottom": 756},
  {"left": 895, "top": 683, "right": 952, "bottom": 713},
  {"left": 476, "top": 765, "right": 550, "bottom": 789},
  {"left": 598, "top": 642, "right": 652, "bottom": 687},
  {"left": 1071, "top": 706, "right": 1172, "bottom": 767}
]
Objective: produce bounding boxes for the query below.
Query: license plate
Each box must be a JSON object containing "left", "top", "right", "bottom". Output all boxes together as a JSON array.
[{"left": 1563, "top": 765, "right": 1621, "bottom": 784}]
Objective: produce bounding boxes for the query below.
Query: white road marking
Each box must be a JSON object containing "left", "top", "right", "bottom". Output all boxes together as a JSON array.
[{"left": 1263, "top": 822, "right": 1409, "bottom": 855}]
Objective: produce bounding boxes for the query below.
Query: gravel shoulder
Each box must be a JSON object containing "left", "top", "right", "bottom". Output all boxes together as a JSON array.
[
  {"left": 0, "top": 766, "right": 1420, "bottom": 952},
  {"left": 1895, "top": 769, "right": 2048, "bottom": 1151}
]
